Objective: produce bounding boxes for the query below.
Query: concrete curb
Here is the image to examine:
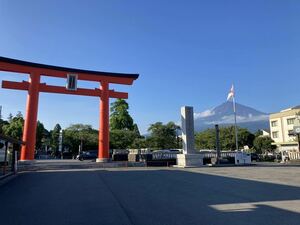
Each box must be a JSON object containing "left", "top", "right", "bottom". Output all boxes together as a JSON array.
[
  {"left": 17, "top": 161, "right": 147, "bottom": 172},
  {"left": 0, "top": 172, "right": 18, "bottom": 187}
]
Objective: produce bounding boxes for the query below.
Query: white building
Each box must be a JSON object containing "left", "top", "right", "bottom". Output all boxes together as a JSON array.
[
  {"left": 260, "top": 129, "right": 270, "bottom": 137},
  {"left": 269, "top": 106, "right": 300, "bottom": 151}
]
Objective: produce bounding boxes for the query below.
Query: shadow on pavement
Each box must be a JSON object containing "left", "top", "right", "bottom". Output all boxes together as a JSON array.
[{"left": 0, "top": 169, "right": 299, "bottom": 225}]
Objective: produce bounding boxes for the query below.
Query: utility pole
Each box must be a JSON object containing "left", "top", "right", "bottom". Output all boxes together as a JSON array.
[
  {"left": 215, "top": 124, "right": 221, "bottom": 164},
  {"left": 232, "top": 96, "right": 239, "bottom": 151},
  {"left": 227, "top": 85, "right": 238, "bottom": 150}
]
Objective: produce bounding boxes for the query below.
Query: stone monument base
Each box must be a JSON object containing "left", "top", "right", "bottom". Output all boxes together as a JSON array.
[{"left": 175, "top": 154, "right": 203, "bottom": 168}]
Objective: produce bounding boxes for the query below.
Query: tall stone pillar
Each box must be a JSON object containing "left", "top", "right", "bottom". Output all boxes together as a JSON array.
[
  {"left": 176, "top": 106, "right": 203, "bottom": 167},
  {"left": 181, "top": 106, "right": 195, "bottom": 154}
]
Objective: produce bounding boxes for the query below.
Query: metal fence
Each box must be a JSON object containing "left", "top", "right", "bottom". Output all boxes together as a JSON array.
[
  {"left": 152, "top": 152, "right": 178, "bottom": 160},
  {"left": 0, "top": 134, "right": 24, "bottom": 177},
  {"left": 288, "top": 151, "right": 300, "bottom": 160},
  {"left": 200, "top": 151, "right": 237, "bottom": 159}
]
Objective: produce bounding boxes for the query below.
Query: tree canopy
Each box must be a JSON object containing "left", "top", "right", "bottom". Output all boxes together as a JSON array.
[
  {"left": 110, "top": 99, "right": 134, "bottom": 131},
  {"left": 110, "top": 130, "right": 137, "bottom": 149},
  {"left": 146, "top": 122, "right": 179, "bottom": 149},
  {"left": 195, "top": 126, "right": 255, "bottom": 151},
  {"left": 253, "top": 136, "right": 276, "bottom": 154},
  {"left": 63, "top": 124, "right": 98, "bottom": 155},
  {"left": 48, "top": 123, "right": 61, "bottom": 154},
  {"left": 36, "top": 121, "right": 48, "bottom": 150},
  {"left": 2, "top": 112, "right": 48, "bottom": 150},
  {"left": 109, "top": 99, "right": 142, "bottom": 149},
  {"left": 2, "top": 112, "right": 24, "bottom": 140}
]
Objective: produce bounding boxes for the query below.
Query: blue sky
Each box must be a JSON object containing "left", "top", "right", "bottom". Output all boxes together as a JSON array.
[{"left": 0, "top": 0, "right": 299, "bottom": 134}]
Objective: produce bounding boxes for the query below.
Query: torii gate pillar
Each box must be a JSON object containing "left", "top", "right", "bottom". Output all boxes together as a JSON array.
[
  {"left": 98, "top": 81, "right": 110, "bottom": 162},
  {"left": 21, "top": 73, "right": 40, "bottom": 160}
]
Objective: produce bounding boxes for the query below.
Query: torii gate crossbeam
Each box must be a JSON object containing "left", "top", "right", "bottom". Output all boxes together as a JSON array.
[{"left": 0, "top": 57, "right": 139, "bottom": 162}]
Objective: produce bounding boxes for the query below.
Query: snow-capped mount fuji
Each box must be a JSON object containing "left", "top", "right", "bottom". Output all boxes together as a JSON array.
[{"left": 194, "top": 102, "right": 269, "bottom": 132}]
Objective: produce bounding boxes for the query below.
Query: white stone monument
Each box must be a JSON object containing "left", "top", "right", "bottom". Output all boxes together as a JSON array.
[{"left": 176, "top": 106, "right": 203, "bottom": 167}]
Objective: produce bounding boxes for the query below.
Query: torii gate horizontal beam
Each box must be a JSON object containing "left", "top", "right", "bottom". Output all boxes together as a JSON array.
[
  {"left": 2, "top": 80, "right": 128, "bottom": 99},
  {"left": 0, "top": 57, "right": 138, "bottom": 85}
]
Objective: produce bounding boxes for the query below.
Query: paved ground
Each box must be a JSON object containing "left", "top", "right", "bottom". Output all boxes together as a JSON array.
[
  {"left": 1, "top": 164, "right": 300, "bottom": 225},
  {"left": 186, "top": 162, "right": 300, "bottom": 187}
]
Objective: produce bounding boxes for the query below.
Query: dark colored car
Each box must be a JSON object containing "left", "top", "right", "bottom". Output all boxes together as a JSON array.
[
  {"left": 251, "top": 153, "right": 259, "bottom": 161},
  {"left": 76, "top": 150, "right": 98, "bottom": 161}
]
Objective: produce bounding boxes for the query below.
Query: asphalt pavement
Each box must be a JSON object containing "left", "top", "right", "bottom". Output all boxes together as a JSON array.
[{"left": 0, "top": 166, "right": 300, "bottom": 225}]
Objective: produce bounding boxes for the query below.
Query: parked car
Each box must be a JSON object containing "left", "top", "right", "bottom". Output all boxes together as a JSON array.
[
  {"left": 76, "top": 150, "right": 98, "bottom": 161},
  {"left": 250, "top": 153, "right": 259, "bottom": 161},
  {"left": 259, "top": 154, "right": 276, "bottom": 162}
]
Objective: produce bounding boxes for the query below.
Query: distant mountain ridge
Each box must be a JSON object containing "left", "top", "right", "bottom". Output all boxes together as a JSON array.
[{"left": 194, "top": 102, "right": 269, "bottom": 133}]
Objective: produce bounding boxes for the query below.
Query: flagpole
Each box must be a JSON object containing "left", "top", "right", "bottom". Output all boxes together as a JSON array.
[{"left": 232, "top": 95, "right": 239, "bottom": 151}]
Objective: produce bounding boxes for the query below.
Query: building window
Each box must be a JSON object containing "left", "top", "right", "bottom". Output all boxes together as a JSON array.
[
  {"left": 287, "top": 118, "right": 295, "bottom": 125},
  {"left": 288, "top": 130, "right": 294, "bottom": 136},
  {"left": 272, "top": 131, "right": 278, "bottom": 138},
  {"left": 271, "top": 121, "right": 278, "bottom": 127}
]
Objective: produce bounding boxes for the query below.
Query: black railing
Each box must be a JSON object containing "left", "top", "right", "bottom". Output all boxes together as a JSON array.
[{"left": 0, "top": 134, "right": 24, "bottom": 177}]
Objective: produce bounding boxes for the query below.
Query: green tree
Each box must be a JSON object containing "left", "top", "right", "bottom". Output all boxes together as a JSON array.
[
  {"left": 109, "top": 99, "right": 141, "bottom": 149},
  {"left": 0, "top": 118, "right": 9, "bottom": 134},
  {"left": 50, "top": 124, "right": 61, "bottom": 153},
  {"left": 254, "top": 130, "right": 263, "bottom": 137},
  {"left": 253, "top": 136, "right": 276, "bottom": 154},
  {"left": 132, "top": 123, "right": 141, "bottom": 138},
  {"left": 195, "top": 129, "right": 216, "bottom": 150},
  {"left": 7, "top": 113, "right": 13, "bottom": 122},
  {"left": 130, "top": 138, "right": 147, "bottom": 149},
  {"left": 147, "top": 122, "right": 178, "bottom": 149},
  {"left": 110, "top": 99, "right": 134, "bottom": 131},
  {"left": 195, "top": 126, "right": 255, "bottom": 151},
  {"left": 237, "top": 128, "right": 255, "bottom": 149},
  {"left": 36, "top": 121, "right": 48, "bottom": 150},
  {"left": 63, "top": 124, "right": 98, "bottom": 155},
  {"left": 110, "top": 130, "right": 137, "bottom": 149},
  {"left": 2, "top": 112, "right": 24, "bottom": 139},
  {"left": 2, "top": 113, "right": 48, "bottom": 150}
]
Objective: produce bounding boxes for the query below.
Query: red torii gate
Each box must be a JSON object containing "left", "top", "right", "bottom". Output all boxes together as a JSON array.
[{"left": 0, "top": 57, "right": 139, "bottom": 161}]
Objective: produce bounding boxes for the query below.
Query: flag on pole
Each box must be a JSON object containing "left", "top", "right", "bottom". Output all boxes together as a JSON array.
[
  {"left": 226, "top": 84, "right": 239, "bottom": 150},
  {"left": 227, "top": 84, "right": 234, "bottom": 101}
]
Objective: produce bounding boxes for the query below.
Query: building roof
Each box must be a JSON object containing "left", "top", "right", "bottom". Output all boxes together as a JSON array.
[
  {"left": 0, "top": 56, "right": 139, "bottom": 79},
  {"left": 260, "top": 128, "right": 270, "bottom": 133},
  {"left": 270, "top": 107, "right": 300, "bottom": 119},
  {"left": 280, "top": 105, "right": 300, "bottom": 112}
]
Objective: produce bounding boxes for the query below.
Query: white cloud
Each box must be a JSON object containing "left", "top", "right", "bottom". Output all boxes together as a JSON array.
[
  {"left": 194, "top": 110, "right": 215, "bottom": 119},
  {"left": 205, "top": 114, "right": 269, "bottom": 125}
]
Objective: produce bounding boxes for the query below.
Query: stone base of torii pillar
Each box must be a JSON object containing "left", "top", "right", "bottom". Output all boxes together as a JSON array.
[{"left": 176, "top": 106, "right": 203, "bottom": 167}]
